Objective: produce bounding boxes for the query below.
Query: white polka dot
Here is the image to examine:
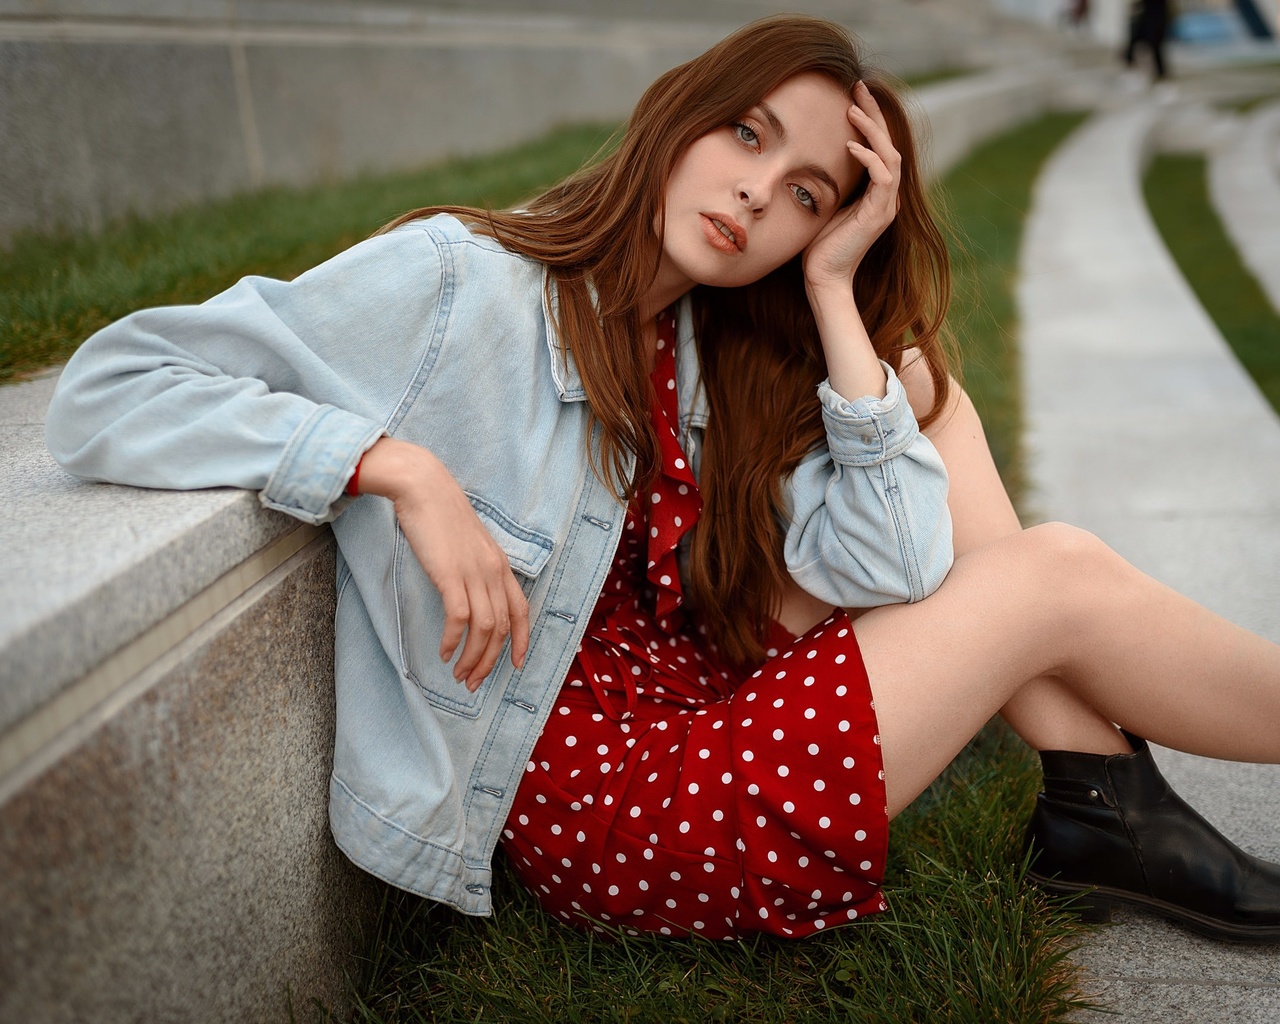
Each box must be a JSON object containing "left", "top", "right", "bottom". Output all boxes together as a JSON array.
[
  {"left": 850, "top": 793, "right": 862, "bottom": 805},
  {"left": 712, "top": 809, "right": 724, "bottom": 821},
  {"left": 855, "top": 829, "right": 867, "bottom": 841},
  {"left": 666, "top": 898, "right": 678, "bottom": 909},
  {"left": 838, "top": 721, "right": 850, "bottom": 732},
  {"left": 679, "top": 821, "right": 691, "bottom": 833},
  {"left": 721, "top": 772, "right": 733, "bottom": 785},
  {"left": 660, "top": 574, "right": 671, "bottom": 585},
  {"left": 814, "top": 779, "right": 826, "bottom": 792},
  {"left": 772, "top": 698, "right": 785, "bottom": 709},
  {"left": 550, "top": 824, "right": 562, "bottom": 835},
  {"left": 843, "top": 756, "right": 856, "bottom": 769},
  {"left": 674, "top": 457, "right": 685, "bottom": 469},
  {"left": 808, "top": 743, "right": 820, "bottom": 755},
  {"left": 687, "top": 782, "right": 700, "bottom": 794},
  {"left": 629, "top": 806, "right": 642, "bottom": 818},
  {"left": 741, "top": 749, "right": 754, "bottom": 762},
  {"left": 835, "top": 654, "right": 846, "bottom": 665},
  {"left": 819, "top": 816, "right": 831, "bottom": 828},
  {"left": 798, "top": 856, "right": 809, "bottom": 868},
  {"left": 758, "top": 908, "right": 769, "bottom": 920},
  {"left": 698, "top": 748, "right": 711, "bottom": 759},
  {"left": 608, "top": 885, "right": 620, "bottom": 896},
  {"left": 767, "top": 850, "right": 778, "bottom": 862},
  {"left": 756, "top": 815, "right": 767, "bottom": 828},
  {"left": 517, "top": 815, "right": 529, "bottom": 826},
  {"left": 783, "top": 801, "right": 795, "bottom": 813},
  {"left": 835, "top": 684, "right": 848, "bottom": 696},
  {"left": 777, "top": 765, "right": 790, "bottom": 778},
  {"left": 860, "top": 860, "right": 873, "bottom": 872},
  {"left": 651, "top": 492, "right": 661, "bottom": 504},
  {"left": 803, "top": 676, "right": 815, "bottom": 686},
  {"left": 747, "top": 783, "right": 760, "bottom": 795}
]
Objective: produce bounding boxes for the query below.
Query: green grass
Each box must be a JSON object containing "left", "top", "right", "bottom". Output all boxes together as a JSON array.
[
  {"left": 0, "top": 122, "right": 618, "bottom": 382},
  {"left": 1144, "top": 154, "right": 1280, "bottom": 414}
]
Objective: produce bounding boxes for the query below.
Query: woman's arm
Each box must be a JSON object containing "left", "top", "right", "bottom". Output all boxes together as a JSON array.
[
  {"left": 46, "top": 220, "right": 528, "bottom": 686},
  {"left": 44, "top": 226, "right": 446, "bottom": 523},
  {"left": 783, "top": 80, "right": 952, "bottom": 607}
]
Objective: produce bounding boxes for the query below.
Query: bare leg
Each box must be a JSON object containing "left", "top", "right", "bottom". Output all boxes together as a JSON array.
[
  {"left": 856, "top": 522, "right": 1280, "bottom": 817},
  {"left": 900, "top": 360, "right": 1130, "bottom": 757}
]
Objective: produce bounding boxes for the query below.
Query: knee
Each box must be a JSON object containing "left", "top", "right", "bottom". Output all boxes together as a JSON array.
[{"left": 1020, "top": 522, "right": 1124, "bottom": 589}]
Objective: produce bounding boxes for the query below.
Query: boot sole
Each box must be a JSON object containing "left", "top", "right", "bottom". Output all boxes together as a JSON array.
[{"left": 1027, "top": 871, "right": 1280, "bottom": 944}]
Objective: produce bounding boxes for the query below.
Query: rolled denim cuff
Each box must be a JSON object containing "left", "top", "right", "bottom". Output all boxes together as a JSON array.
[
  {"left": 260, "top": 405, "right": 386, "bottom": 524},
  {"left": 817, "top": 362, "right": 919, "bottom": 466}
]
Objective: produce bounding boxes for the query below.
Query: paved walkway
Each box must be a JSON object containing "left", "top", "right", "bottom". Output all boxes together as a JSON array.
[
  {"left": 1209, "top": 97, "right": 1280, "bottom": 316},
  {"left": 1019, "top": 88, "right": 1280, "bottom": 1021}
]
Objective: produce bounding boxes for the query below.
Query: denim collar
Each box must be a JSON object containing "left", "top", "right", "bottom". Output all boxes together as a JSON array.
[{"left": 541, "top": 279, "right": 709, "bottom": 433}]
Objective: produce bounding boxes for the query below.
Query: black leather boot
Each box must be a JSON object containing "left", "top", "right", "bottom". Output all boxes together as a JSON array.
[{"left": 1025, "top": 733, "right": 1280, "bottom": 942}]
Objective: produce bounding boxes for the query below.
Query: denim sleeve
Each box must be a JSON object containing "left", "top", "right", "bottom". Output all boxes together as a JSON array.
[
  {"left": 45, "top": 224, "right": 446, "bottom": 525},
  {"left": 781, "top": 362, "right": 954, "bottom": 608}
]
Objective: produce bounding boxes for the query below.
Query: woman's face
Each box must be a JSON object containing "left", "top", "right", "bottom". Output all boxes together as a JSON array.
[{"left": 658, "top": 72, "right": 865, "bottom": 293}]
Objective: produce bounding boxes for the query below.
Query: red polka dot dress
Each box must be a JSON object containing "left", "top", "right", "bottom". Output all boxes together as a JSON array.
[{"left": 502, "top": 309, "right": 889, "bottom": 940}]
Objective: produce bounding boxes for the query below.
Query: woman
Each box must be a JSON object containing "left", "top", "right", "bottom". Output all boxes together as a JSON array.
[{"left": 45, "top": 16, "right": 1280, "bottom": 942}]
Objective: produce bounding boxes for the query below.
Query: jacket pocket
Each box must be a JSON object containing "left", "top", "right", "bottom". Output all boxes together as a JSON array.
[{"left": 393, "top": 493, "right": 553, "bottom": 717}]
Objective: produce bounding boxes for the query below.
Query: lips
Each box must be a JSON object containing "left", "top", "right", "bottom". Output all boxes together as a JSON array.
[{"left": 700, "top": 213, "right": 747, "bottom": 254}]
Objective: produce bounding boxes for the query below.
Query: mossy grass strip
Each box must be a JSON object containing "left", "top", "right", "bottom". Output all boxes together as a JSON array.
[{"left": 1144, "top": 154, "right": 1280, "bottom": 414}]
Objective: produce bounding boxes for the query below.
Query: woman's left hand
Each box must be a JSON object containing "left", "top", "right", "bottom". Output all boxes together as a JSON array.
[{"left": 802, "top": 80, "right": 902, "bottom": 293}]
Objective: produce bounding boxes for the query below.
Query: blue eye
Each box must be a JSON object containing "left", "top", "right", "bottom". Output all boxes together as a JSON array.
[
  {"left": 732, "top": 122, "right": 759, "bottom": 146},
  {"left": 791, "top": 183, "right": 820, "bottom": 214}
]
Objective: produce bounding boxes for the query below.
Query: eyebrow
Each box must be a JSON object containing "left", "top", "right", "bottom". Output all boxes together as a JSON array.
[{"left": 755, "top": 101, "right": 842, "bottom": 202}]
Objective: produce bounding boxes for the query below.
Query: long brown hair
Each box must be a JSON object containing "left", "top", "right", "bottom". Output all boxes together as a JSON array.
[{"left": 382, "top": 15, "right": 955, "bottom": 666}]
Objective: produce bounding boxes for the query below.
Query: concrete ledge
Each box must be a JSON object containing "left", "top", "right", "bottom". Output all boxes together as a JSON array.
[{"left": 0, "top": 55, "right": 1070, "bottom": 1024}]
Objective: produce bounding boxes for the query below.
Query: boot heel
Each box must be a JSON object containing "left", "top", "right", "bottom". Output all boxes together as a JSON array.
[{"left": 1074, "top": 892, "right": 1113, "bottom": 924}]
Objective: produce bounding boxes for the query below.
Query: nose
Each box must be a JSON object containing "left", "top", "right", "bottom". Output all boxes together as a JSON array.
[{"left": 736, "top": 173, "right": 775, "bottom": 215}]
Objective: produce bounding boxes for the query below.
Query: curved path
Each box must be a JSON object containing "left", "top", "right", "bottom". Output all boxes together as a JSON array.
[{"left": 1019, "top": 94, "right": 1280, "bottom": 1021}]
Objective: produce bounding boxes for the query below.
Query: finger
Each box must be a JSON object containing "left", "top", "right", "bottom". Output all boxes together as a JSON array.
[
  {"left": 465, "top": 578, "right": 513, "bottom": 688},
  {"left": 846, "top": 106, "right": 900, "bottom": 169},
  {"left": 505, "top": 573, "right": 531, "bottom": 669},
  {"left": 453, "top": 580, "right": 496, "bottom": 682},
  {"left": 846, "top": 141, "right": 896, "bottom": 189},
  {"left": 852, "top": 79, "right": 889, "bottom": 132},
  {"left": 438, "top": 577, "right": 470, "bottom": 663}
]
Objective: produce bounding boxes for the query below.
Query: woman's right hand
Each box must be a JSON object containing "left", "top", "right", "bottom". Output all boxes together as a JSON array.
[{"left": 357, "top": 437, "right": 530, "bottom": 692}]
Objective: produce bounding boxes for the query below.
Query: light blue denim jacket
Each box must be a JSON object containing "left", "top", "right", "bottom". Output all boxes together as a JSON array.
[{"left": 46, "top": 214, "right": 953, "bottom": 915}]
